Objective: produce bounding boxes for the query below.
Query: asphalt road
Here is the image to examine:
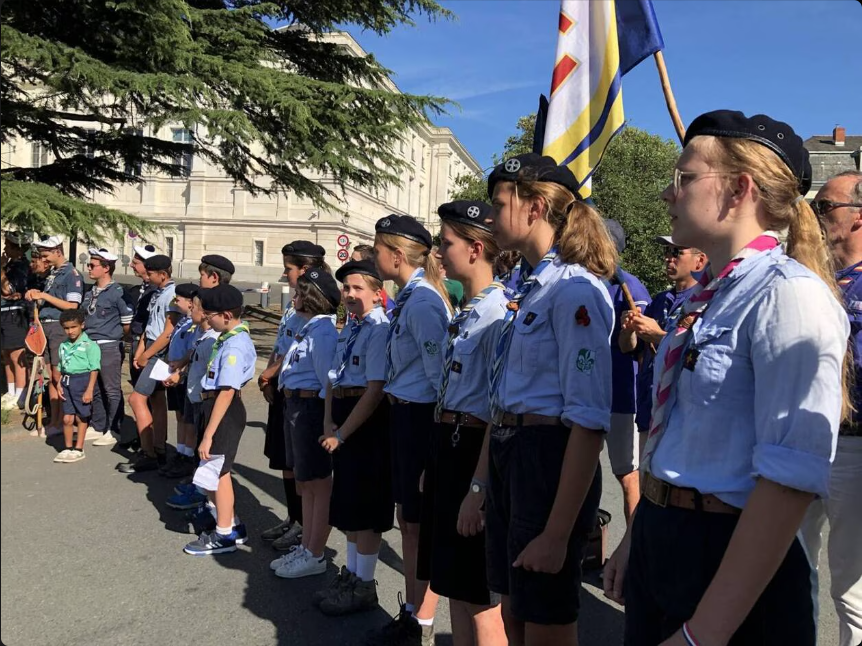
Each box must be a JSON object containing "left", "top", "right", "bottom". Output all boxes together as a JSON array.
[{"left": 0, "top": 385, "right": 841, "bottom": 646}]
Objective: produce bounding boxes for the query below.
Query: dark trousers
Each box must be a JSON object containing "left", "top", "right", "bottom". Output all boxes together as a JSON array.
[
  {"left": 624, "top": 498, "right": 816, "bottom": 645},
  {"left": 91, "top": 341, "right": 124, "bottom": 433}
]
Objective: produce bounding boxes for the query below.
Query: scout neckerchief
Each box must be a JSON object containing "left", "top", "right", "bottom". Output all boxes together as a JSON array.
[
  {"left": 435, "top": 282, "right": 504, "bottom": 425},
  {"left": 489, "top": 247, "right": 558, "bottom": 418},
  {"left": 332, "top": 310, "right": 377, "bottom": 386},
  {"left": 59, "top": 333, "right": 92, "bottom": 374},
  {"left": 385, "top": 268, "right": 425, "bottom": 383},
  {"left": 284, "top": 315, "right": 332, "bottom": 367},
  {"left": 168, "top": 315, "right": 192, "bottom": 345},
  {"left": 192, "top": 326, "right": 215, "bottom": 363},
  {"left": 148, "top": 280, "right": 175, "bottom": 316},
  {"left": 641, "top": 233, "right": 779, "bottom": 472},
  {"left": 207, "top": 321, "right": 250, "bottom": 371},
  {"left": 836, "top": 261, "right": 862, "bottom": 294},
  {"left": 39, "top": 262, "right": 67, "bottom": 308},
  {"left": 275, "top": 305, "right": 296, "bottom": 349},
  {"left": 85, "top": 281, "right": 115, "bottom": 316}
]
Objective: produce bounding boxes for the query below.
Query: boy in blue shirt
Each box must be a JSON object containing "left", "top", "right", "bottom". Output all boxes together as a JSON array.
[{"left": 55, "top": 310, "right": 101, "bottom": 464}]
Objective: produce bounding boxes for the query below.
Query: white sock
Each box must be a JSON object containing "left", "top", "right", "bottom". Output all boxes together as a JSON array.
[
  {"left": 177, "top": 443, "right": 186, "bottom": 455},
  {"left": 416, "top": 616, "right": 434, "bottom": 627},
  {"left": 6, "top": 384, "right": 14, "bottom": 396},
  {"left": 356, "top": 552, "right": 378, "bottom": 582},
  {"left": 405, "top": 603, "right": 416, "bottom": 615},
  {"left": 215, "top": 525, "right": 232, "bottom": 536},
  {"left": 346, "top": 541, "right": 358, "bottom": 573},
  {"left": 15, "top": 387, "right": 23, "bottom": 397}
]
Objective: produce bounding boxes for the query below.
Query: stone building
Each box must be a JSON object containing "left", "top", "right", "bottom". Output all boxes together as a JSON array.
[{"left": 804, "top": 126, "right": 861, "bottom": 198}]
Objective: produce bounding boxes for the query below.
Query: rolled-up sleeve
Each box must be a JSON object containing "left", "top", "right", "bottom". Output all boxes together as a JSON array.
[
  {"left": 406, "top": 297, "right": 449, "bottom": 387},
  {"left": 553, "top": 279, "right": 614, "bottom": 432},
  {"left": 750, "top": 277, "right": 849, "bottom": 498}
]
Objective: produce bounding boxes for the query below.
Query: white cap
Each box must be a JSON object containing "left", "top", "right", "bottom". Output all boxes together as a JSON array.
[
  {"left": 33, "top": 235, "right": 64, "bottom": 249},
  {"left": 133, "top": 244, "right": 157, "bottom": 260},
  {"left": 88, "top": 247, "right": 119, "bottom": 262},
  {"left": 655, "top": 235, "right": 678, "bottom": 246}
]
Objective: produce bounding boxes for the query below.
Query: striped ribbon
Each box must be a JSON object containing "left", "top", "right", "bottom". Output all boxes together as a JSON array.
[
  {"left": 332, "top": 317, "right": 365, "bottom": 386},
  {"left": 488, "top": 248, "right": 559, "bottom": 419},
  {"left": 435, "top": 282, "right": 504, "bottom": 422},
  {"left": 385, "top": 269, "right": 425, "bottom": 383},
  {"left": 641, "top": 233, "right": 779, "bottom": 472},
  {"left": 284, "top": 315, "right": 332, "bottom": 367}
]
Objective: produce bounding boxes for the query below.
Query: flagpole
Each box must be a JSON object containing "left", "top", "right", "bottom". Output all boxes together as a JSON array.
[{"left": 653, "top": 51, "right": 685, "bottom": 144}]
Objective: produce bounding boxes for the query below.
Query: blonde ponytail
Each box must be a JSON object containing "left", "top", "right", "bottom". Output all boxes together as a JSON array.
[{"left": 376, "top": 232, "right": 454, "bottom": 314}]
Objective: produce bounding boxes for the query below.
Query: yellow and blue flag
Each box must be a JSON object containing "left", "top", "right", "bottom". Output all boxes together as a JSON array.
[{"left": 540, "top": 0, "right": 664, "bottom": 198}]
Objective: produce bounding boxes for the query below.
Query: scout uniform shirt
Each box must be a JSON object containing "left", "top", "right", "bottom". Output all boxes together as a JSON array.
[
  {"left": 83, "top": 282, "right": 133, "bottom": 342},
  {"left": 202, "top": 323, "right": 257, "bottom": 392},
  {"left": 836, "top": 260, "right": 862, "bottom": 415},
  {"left": 41, "top": 262, "right": 83, "bottom": 321},
  {"left": 187, "top": 327, "right": 220, "bottom": 403},
  {"left": 384, "top": 269, "right": 451, "bottom": 404},
  {"left": 606, "top": 269, "right": 651, "bottom": 416},
  {"left": 649, "top": 246, "right": 849, "bottom": 508},
  {"left": 167, "top": 316, "right": 196, "bottom": 362},
  {"left": 327, "top": 307, "right": 389, "bottom": 388},
  {"left": 1, "top": 258, "right": 28, "bottom": 311},
  {"left": 59, "top": 331, "right": 102, "bottom": 376},
  {"left": 278, "top": 315, "right": 338, "bottom": 397},
  {"left": 145, "top": 281, "right": 179, "bottom": 342}
]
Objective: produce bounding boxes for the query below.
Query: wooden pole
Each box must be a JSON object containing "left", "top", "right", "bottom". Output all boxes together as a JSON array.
[{"left": 653, "top": 51, "right": 686, "bottom": 145}]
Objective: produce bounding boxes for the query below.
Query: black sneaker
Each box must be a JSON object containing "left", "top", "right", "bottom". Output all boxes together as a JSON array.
[
  {"left": 158, "top": 452, "right": 181, "bottom": 475},
  {"left": 117, "top": 454, "right": 160, "bottom": 474},
  {"left": 186, "top": 506, "right": 217, "bottom": 535},
  {"left": 156, "top": 451, "right": 168, "bottom": 468},
  {"left": 118, "top": 437, "right": 141, "bottom": 451},
  {"left": 164, "top": 454, "right": 195, "bottom": 479},
  {"left": 363, "top": 594, "right": 420, "bottom": 645}
]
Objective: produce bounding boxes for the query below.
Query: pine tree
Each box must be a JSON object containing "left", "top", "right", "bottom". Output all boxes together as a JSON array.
[{"left": 1, "top": 0, "right": 451, "bottom": 242}]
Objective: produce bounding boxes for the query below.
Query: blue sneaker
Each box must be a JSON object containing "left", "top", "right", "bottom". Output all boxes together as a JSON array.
[
  {"left": 233, "top": 522, "right": 248, "bottom": 546},
  {"left": 167, "top": 490, "right": 208, "bottom": 510},
  {"left": 183, "top": 530, "right": 238, "bottom": 556},
  {"left": 174, "top": 482, "right": 197, "bottom": 497},
  {"left": 187, "top": 506, "right": 217, "bottom": 535}
]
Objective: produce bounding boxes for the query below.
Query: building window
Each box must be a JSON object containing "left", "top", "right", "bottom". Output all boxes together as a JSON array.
[
  {"left": 400, "top": 140, "right": 405, "bottom": 155},
  {"left": 171, "top": 127, "right": 194, "bottom": 177},
  {"left": 31, "top": 142, "right": 49, "bottom": 168},
  {"left": 124, "top": 128, "right": 143, "bottom": 177},
  {"left": 165, "top": 236, "right": 175, "bottom": 260},
  {"left": 82, "top": 129, "right": 97, "bottom": 159},
  {"left": 421, "top": 145, "right": 426, "bottom": 169},
  {"left": 254, "top": 240, "right": 264, "bottom": 267}
]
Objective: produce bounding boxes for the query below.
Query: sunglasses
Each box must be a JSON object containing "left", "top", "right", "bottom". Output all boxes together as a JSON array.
[
  {"left": 86, "top": 262, "right": 104, "bottom": 269},
  {"left": 664, "top": 247, "right": 694, "bottom": 258},
  {"left": 810, "top": 199, "right": 862, "bottom": 218}
]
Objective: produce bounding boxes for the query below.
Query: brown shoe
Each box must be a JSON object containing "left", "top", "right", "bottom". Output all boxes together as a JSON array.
[{"left": 319, "top": 578, "right": 378, "bottom": 617}]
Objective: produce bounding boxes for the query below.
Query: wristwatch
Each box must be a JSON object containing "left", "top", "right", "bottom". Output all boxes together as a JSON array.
[{"left": 470, "top": 478, "right": 486, "bottom": 494}]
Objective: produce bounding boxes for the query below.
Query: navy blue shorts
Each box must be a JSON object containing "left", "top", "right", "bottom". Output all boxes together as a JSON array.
[
  {"left": 61, "top": 373, "right": 93, "bottom": 419},
  {"left": 285, "top": 395, "right": 331, "bottom": 482},
  {"left": 389, "top": 401, "right": 436, "bottom": 524}
]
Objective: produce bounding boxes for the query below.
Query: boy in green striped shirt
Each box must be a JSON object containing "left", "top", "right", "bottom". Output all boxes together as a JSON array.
[{"left": 55, "top": 310, "right": 101, "bottom": 463}]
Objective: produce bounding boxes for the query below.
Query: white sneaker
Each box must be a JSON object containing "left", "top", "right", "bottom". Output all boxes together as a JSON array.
[
  {"left": 45, "top": 426, "right": 63, "bottom": 437},
  {"left": 53, "top": 449, "right": 74, "bottom": 463},
  {"left": 63, "top": 449, "right": 86, "bottom": 463},
  {"left": 270, "top": 545, "right": 305, "bottom": 571},
  {"left": 1, "top": 394, "right": 18, "bottom": 410},
  {"left": 276, "top": 550, "right": 327, "bottom": 579},
  {"left": 84, "top": 427, "right": 103, "bottom": 441},
  {"left": 92, "top": 431, "right": 118, "bottom": 446}
]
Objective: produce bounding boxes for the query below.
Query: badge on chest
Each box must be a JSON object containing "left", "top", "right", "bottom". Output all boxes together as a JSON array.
[
  {"left": 352, "top": 356, "right": 360, "bottom": 366},
  {"left": 451, "top": 361, "right": 462, "bottom": 374},
  {"left": 683, "top": 347, "right": 700, "bottom": 371}
]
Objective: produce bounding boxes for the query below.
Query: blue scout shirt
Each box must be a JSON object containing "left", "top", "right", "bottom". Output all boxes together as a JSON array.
[
  {"left": 439, "top": 288, "right": 508, "bottom": 423},
  {"left": 650, "top": 246, "right": 849, "bottom": 507},
  {"left": 384, "top": 272, "right": 451, "bottom": 403},
  {"left": 83, "top": 282, "right": 133, "bottom": 342},
  {"left": 606, "top": 269, "right": 650, "bottom": 415},
  {"left": 328, "top": 307, "right": 389, "bottom": 388},
  {"left": 278, "top": 315, "right": 338, "bottom": 396},
  {"left": 634, "top": 283, "right": 697, "bottom": 431},
  {"left": 836, "top": 261, "right": 862, "bottom": 411},
  {"left": 1, "top": 258, "right": 28, "bottom": 309},
  {"left": 187, "top": 328, "right": 219, "bottom": 403},
  {"left": 167, "top": 316, "right": 195, "bottom": 362},
  {"left": 274, "top": 310, "right": 306, "bottom": 357},
  {"left": 40, "top": 262, "right": 83, "bottom": 320},
  {"left": 145, "top": 281, "right": 179, "bottom": 341},
  {"left": 202, "top": 325, "right": 257, "bottom": 391},
  {"left": 495, "top": 258, "right": 614, "bottom": 432},
  {"left": 129, "top": 282, "right": 157, "bottom": 338}
]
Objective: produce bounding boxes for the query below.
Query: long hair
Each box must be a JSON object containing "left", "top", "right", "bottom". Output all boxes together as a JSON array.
[
  {"left": 711, "top": 136, "right": 853, "bottom": 421},
  {"left": 511, "top": 181, "right": 618, "bottom": 279},
  {"left": 283, "top": 254, "right": 331, "bottom": 274},
  {"left": 440, "top": 221, "right": 500, "bottom": 265},
  {"left": 375, "top": 232, "right": 454, "bottom": 314},
  {"left": 295, "top": 276, "right": 338, "bottom": 316}
]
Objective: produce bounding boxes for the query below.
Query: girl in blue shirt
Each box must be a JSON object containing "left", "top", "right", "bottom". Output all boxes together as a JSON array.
[
  {"left": 604, "top": 111, "right": 850, "bottom": 646},
  {"left": 485, "top": 153, "right": 617, "bottom": 644}
]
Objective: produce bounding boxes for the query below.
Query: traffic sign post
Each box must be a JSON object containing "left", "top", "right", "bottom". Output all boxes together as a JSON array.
[
  {"left": 337, "top": 248, "right": 349, "bottom": 262},
  {"left": 337, "top": 234, "right": 350, "bottom": 248}
]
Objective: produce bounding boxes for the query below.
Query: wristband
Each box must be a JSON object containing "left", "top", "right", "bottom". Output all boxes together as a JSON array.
[
  {"left": 335, "top": 430, "right": 345, "bottom": 445},
  {"left": 682, "top": 623, "right": 701, "bottom": 646}
]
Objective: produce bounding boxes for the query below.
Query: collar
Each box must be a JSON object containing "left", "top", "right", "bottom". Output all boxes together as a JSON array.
[
  {"left": 534, "top": 256, "right": 562, "bottom": 287},
  {"left": 837, "top": 260, "right": 862, "bottom": 280},
  {"left": 717, "top": 244, "right": 781, "bottom": 283},
  {"left": 51, "top": 262, "right": 70, "bottom": 275},
  {"left": 67, "top": 332, "right": 90, "bottom": 347},
  {"left": 406, "top": 267, "right": 423, "bottom": 284}
]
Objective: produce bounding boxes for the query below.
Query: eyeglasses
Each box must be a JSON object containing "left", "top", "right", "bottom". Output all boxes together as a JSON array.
[
  {"left": 86, "top": 263, "right": 103, "bottom": 269},
  {"left": 664, "top": 247, "right": 694, "bottom": 259},
  {"left": 672, "top": 168, "right": 738, "bottom": 196},
  {"left": 810, "top": 199, "right": 862, "bottom": 218}
]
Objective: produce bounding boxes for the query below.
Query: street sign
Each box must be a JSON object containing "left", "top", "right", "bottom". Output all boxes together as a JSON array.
[
  {"left": 337, "top": 234, "right": 350, "bottom": 248},
  {"left": 337, "top": 248, "right": 349, "bottom": 262}
]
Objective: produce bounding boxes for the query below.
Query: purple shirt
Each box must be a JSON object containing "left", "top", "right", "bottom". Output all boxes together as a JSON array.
[
  {"left": 837, "top": 261, "right": 862, "bottom": 411},
  {"left": 607, "top": 269, "right": 651, "bottom": 414}
]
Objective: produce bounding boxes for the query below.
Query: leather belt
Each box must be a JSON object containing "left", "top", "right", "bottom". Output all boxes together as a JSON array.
[
  {"left": 438, "top": 410, "right": 486, "bottom": 429},
  {"left": 386, "top": 395, "right": 414, "bottom": 406},
  {"left": 493, "top": 411, "right": 563, "bottom": 427},
  {"left": 283, "top": 388, "right": 318, "bottom": 399},
  {"left": 201, "top": 390, "right": 242, "bottom": 400},
  {"left": 839, "top": 421, "right": 862, "bottom": 437},
  {"left": 643, "top": 472, "right": 741, "bottom": 515},
  {"left": 333, "top": 386, "right": 366, "bottom": 399}
]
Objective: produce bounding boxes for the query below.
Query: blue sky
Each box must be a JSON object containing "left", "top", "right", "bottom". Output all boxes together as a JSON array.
[{"left": 348, "top": 0, "right": 862, "bottom": 168}]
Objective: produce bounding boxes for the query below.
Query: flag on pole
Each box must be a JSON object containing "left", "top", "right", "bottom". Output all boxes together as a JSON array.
[{"left": 541, "top": 0, "right": 664, "bottom": 198}]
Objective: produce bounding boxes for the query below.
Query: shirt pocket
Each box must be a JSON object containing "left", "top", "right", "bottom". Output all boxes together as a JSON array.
[
  {"left": 389, "top": 322, "right": 412, "bottom": 370},
  {"left": 449, "top": 337, "right": 479, "bottom": 384},
  {"left": 677, "top": 324, "right": 748, "bottom": 405},
  {"left": 510, "top": 309, "right": 553, "bottom": 376}
]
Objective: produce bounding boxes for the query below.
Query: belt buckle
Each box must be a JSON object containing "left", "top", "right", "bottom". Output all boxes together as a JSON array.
[{"left": 647, "top": 476, "right": 670, "bottom": 508}]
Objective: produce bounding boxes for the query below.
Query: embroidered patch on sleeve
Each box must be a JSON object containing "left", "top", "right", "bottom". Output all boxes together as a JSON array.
[
  {"left": 575, "top": 306, "right": 591, "bottom": 327},
  {"left": 576, "top": 348, "right": 596, "bottom": 374},
  {"left": 227, "top": 355, "right": 237, "bottom": 366},
  {"left": 423, "top": 341, "right": 439, "bottom": 356}
]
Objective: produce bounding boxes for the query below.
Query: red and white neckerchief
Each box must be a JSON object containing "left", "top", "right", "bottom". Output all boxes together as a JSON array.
[{"left": 641, "top": 232, "right": 780, "bottom": 473}]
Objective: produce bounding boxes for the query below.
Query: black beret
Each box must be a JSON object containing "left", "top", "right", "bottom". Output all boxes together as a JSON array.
[
  {"left": 335, "top": 259, "right": 381, "bottom": 283},
  {"left": 201, "top": 254, "right": 235, "bottom": 275},
  {"left": 174, "top": 282, "right": 199, "bottom": 299},
  {"left": 199, "top": 284, "right": 244, "bottom": 312},
  {"left": 281, "top": 240, "right": 326, "bottom": 258},
  {"left": 437, "top": 200, "right": 493, "bottom": 232},
  {"left": 375, "top": 214, "right": 432, "bottom": 249},
  {"left": 604, "top": 219, "right": 626, "bottom": 254},
  {"left": 487, "top": 153, "right": 582, "bottom": 200},
  {"left": 304, "top": 268, "right": 341, "bottom": 308},
  {"left": 144, "top": 254, "right": 172, "bottom": 271},
  {"left": 684, "top": 110, "right": 812, "bottom": 195}
]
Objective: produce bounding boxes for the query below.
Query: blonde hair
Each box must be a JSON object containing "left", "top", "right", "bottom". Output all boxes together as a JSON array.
[
  {"left": 440, "top": 220, "right": 500, "bottom": 265},
  {"left": 511, "top": 181, "right": 618, "bottom": 279},
  {"left": 710, "top": 136, "right": 853, "bottom": 421},
  {"left": 376, "top": 232, "right": 454, "bottom": 314}
]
